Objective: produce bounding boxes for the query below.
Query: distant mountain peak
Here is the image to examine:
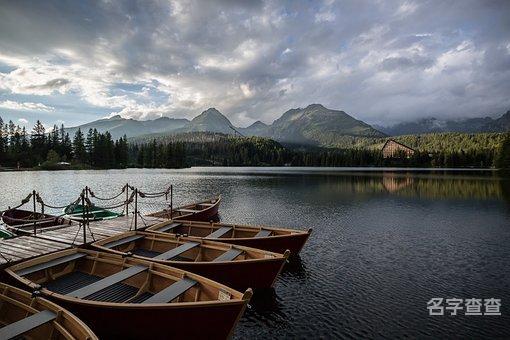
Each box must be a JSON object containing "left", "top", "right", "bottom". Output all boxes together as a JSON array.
[
  {"left": 109, "top": 114, "right": 123, "bottom": 120},
  {"left": 249, "top": 120, "right": 268, "bottom": 128},
  {"left": 202, "top": 107, "right": 223, "bottom": 115},
  {"left": 191, "top": 107, "right": 230, "bottom": 123},
  {"left": 305, "top": 103, "right": 326, "bottom": 110},
  {"left": 269, "top": 104, "right": 385, "bottom": 145},
  {"left": 185, "top": 108, "right": 233, "bottom": 134}
]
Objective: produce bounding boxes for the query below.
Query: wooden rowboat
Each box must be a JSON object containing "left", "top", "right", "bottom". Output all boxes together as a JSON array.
[
  {"left": 1, "top": 209, "right": 72, "bottom": 234},
  {"left": 64, "top": 204, "right": 122, "bottom": 221},
  {"left": 147, "top": 220, "right": 312, "bottom": 256},
  {"left": 6, "top": 249, "right": 251, "bottom": 339},
  {"left": 0, "top": 282, "right": 98, "bottom": 340},
  {"left": 147, "top": 196, "right": 221, "bottom": 222},
  {"left": 92, "top": 231, "right": 289, "bottom": 290}
]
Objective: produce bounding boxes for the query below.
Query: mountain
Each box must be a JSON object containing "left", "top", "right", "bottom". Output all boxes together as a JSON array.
[
  {"left": 239, "top": 121, "right": 269, "bottom": 136},
  {"left": 66, "top": 104, "right": 385, "bottom": 147},
  {"left": 483, "top": 110, "right": 510, "bottom": 132},
  {"left": 261, "top": 104, "right": 385, "bottom": 146},
  {"left": 179, "top": 108, "right": 234, "bottom": 134},
  {"left": 379, "top": 110, "right": 510, "bottom": 136},
  {"left": 65, "top": 115, "right": 189, "bottom": 140},
  {"left": 139, "top": 116, "right": 189, "bottom": 134}
]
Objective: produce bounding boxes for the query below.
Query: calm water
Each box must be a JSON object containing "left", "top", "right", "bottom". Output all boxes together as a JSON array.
[{"left": 1, "top": 167, "right": 509, "bottom": 339}]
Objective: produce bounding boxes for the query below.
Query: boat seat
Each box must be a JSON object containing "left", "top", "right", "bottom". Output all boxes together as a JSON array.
[
  {"left": 0, "top": 310, "right": 56, "bottom": 339},
  {"left": 131, "top": 248, "right": 161, "bottom": 258},
  {"left": 213, "top": 248, "right": 243, "bottom": 262},
  {"left": 254, "top": 229, "right": 272, "bottom": 238},
  {"left": 102, "top": 235, "right": 145, "bottom": 249},
  {"left": 176, "top": 208, "right": 199, "bottom": 213},
  {"left": 153, "top": 242, "right": 200, "bottom": 261},
  {"left": 17, "top": 252, "right": 87, "bottom": 276},
  {"left": 142, "top": 278, "right": 197, "bottom": 304},
  {"left": 205, "top": 226, "right": 232, "bottom": 239},
  {"left": 159, "top": 222, "right": 182, "bottom": 233},
  {"left": 68, "top": 265, "right": 147, "bottom": 299}
]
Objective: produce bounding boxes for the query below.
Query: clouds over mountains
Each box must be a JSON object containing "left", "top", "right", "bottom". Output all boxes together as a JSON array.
[{"left": 0, "top": 0, "right": 509, "bottom": 127}]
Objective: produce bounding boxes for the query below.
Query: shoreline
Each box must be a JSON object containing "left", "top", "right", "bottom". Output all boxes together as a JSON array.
[{"left": 0, "top": 165, "right": 504, "bottom": 173}]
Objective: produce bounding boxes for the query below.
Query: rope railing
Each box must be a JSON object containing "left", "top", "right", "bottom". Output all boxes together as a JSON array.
[
  {"left": 84, "top": 193, "right": 135, "bottom": 211},
  {"left": 137, "top": 186, "right": 172, "bottom": 198},
  {"left": 36, "top": 193, "right": 81, "bottom": 210},
  {"left": 0, "top": 193, "right": 33, "bottom": 215},
  {"left": 86, "top": 185, "right": 127, "bottom": 201},
  {"left": 0, "top": 183, "right": 175, "bottom": 239}
]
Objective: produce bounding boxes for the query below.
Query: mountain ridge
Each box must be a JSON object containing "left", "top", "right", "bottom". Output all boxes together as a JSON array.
[
  {"left": 378, "top": 110, "right": 510, "bottom": 135},
  {"left": 65, "top": 106, "right": 509, "bottom": 146}
]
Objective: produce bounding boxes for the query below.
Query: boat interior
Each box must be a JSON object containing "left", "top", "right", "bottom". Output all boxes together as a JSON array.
[
  {"left": 150, "top": 198, "right": 219, "bottom": 219},
  {"left": 9, "top": 250, "right": 241, "bottom": 305},
  {"left": 0, "top": 283, "right": 94, "bottom": 340},
  {"left": 96, "top": 232, "right": 280, "bottom": 263},
  {"left": 152, "top": 221, "right": 294, "bottom": 239},
  {"left": 2, "top": 210, "right": 71, "bottom": 231}
]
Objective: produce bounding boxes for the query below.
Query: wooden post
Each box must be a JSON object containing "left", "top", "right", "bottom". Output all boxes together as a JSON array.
[
  {"left": 170, "top": 185, "right": 173, "bottom": 218},
  {"left": 32, "top": 190, "right": 37, "bottom": 235},
  {"left": 81, "top": 191, "right": 86, "bottom": 244},
  {"left": 134, "top": 188, "right": 138, "bottom": 231},
  {"left": 125, "top": 183, "right": 129, "bottom": 216}
]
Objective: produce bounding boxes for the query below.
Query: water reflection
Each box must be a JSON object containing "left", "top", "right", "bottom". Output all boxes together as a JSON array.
[
  {"left": 382, "top": 173, "right": 413, "bottom": 192},
  {"left": 310, "top": 171, "right": 509, "bottom": 202}
]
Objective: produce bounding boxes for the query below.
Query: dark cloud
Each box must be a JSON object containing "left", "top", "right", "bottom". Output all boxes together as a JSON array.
[
  {"left": 26, "top": 78, "right": 70, "bottom": 91},
  {"left": 0, "top": 0, "right": 509, "bottom": 127},
  {"left": 380, "top": 56, "right": 434, "bottom": 71}
]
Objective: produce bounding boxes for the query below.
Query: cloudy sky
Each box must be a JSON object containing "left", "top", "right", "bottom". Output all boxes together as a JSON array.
[{"left": 0, "top": 0, "right": 509, "bottom": 129}]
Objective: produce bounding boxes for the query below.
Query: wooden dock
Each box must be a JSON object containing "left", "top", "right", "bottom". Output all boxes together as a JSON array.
[
  {"left": 0, "top": 236, "right": 69, "bottom": 265},
  {"left": 0, "top": 215, "right": 167, "bottom": 267}
]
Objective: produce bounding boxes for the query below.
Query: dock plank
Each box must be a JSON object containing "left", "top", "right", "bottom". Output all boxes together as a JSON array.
[
  {"left": 0, "top": 236, "right": 70, "bottom": 266},
  {"left": 0, "top": 214, "right": 167, "bottom": 267}
]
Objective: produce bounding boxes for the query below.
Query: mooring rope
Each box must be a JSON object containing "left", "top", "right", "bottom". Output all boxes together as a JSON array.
[
  {"left": 36, "top": 193, "right": 82, "bottom": 210},
  {"left": 137, "top": 186, "right": 171, "bottom": 198},
  {"left": 0, "top": 193, "right": 33, "bottom": 215},
  {"left": 86, "top": 191, "right": 136, "bottom": 211},
  {"left": 87, "top": 185, "right": 127, "bottom": 201}
]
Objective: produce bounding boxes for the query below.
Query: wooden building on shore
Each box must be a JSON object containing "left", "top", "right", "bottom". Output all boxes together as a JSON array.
[{"left": 382, "top": 139, "right": 416, "bottom": 158}]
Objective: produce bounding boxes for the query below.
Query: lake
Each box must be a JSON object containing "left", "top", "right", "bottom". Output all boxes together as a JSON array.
[{"left": 0, "top": 167, "right": 509, "bottom": 338}]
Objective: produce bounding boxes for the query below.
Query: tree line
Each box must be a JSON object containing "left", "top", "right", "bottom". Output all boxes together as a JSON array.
[
  {"left": 1, "top": 117, "right": 508, "bottom": 170},
  {"left": 0, "top": 117, "right": 130, "bottom": 169}
]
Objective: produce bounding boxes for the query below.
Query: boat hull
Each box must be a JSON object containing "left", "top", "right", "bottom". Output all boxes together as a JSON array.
[
  {"left": 64, "top": 204, "right": 122, "bottom": 221},
  {"left": 178, "top": 201, "right": 220, "bottom": 222},
  {"left": 209, "top": 232, "right": 311, "bottom": 255},
  {"left": 2, "top": 209, "right": 62, "bottom": 228},
  {"left": 161, "top": 257, "right": 286, "bottom": 290},
  {"left": 149, "top": 197, "right": 221, "bottom": 222},
  {"left": 38, "top": 295, "right": 247, "bottom": 340}
]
